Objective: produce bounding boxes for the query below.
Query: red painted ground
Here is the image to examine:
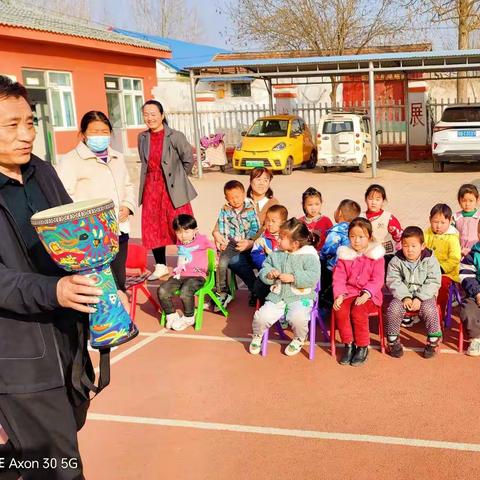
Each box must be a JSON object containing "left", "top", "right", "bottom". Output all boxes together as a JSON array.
[{"left": 80, "top": 284, "right": 480, "bottom": 480}]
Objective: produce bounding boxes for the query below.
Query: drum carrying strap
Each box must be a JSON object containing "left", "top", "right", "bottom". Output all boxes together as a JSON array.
[{"left": 82, "top": 348, "right": 110, "bottom": 395}]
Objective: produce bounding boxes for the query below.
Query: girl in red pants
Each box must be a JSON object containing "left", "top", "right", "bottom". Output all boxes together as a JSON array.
[{"left": 333, "top": 217, "right": 385, "bottom": 366}]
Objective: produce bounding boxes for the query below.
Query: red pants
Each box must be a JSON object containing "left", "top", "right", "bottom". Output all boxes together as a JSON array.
[
  {"left": 437, "top": 275, "right": 452, "bottom": 322},
  {"left": 334, "top": 296, "right": 376, "bottom": 347}
]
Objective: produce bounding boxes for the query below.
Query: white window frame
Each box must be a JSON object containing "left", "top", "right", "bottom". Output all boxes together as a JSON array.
[
  {"left": 46, "top": 71, "right": 77, "bottom": 131},
  {"left": 120, "top": 77, "right": 144, "bottom": 128}
]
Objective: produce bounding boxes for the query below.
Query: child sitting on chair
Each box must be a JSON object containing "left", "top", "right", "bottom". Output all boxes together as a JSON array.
[
  {"left": 251, "top": 204, "right": 289, "bottom": 303},
  {"left": 385, "top": 226, "right": 442, "bottom": 359},
  {"left": 157, "top": 214, "right": 214, "bottom": 331},
  {"left": 332, "top": 217, "right": 385, "bottom": 366},
  {"left": 249, "top": 218, "right": 320, "bottom": 357}
]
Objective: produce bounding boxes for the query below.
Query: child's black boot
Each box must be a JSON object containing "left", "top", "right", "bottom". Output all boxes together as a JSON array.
[
  {"left": 339, "top": 343, "right": 355, "bottom": 365},
  {"left": 350, "top": 346, "right": 369, "bottom": 366}
]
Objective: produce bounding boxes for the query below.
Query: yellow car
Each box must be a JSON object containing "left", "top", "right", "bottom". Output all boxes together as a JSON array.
[{"left": 232, "top": 115, "right": 317, "bottom": 175}]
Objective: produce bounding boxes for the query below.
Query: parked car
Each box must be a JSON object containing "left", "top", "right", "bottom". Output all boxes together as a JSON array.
[
  {"left": 432, "top": 104, "right": 480, "bottom": 172},
  {"left": 232, "top": 115, "right": 317, "bottom": 175},
  {"left": 316, "top": 112, "right": 379, "bottom": 172}
]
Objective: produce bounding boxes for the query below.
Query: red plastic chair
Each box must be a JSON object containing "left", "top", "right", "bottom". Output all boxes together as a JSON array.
[
  {"left": 330, "top": 305, "right": 385, "bottom": 357},
  {"left": 125, "top": 244, "right": 160, "bottom": 322}
]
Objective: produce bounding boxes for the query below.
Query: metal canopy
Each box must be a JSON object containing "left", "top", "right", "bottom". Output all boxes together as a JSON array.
[{"left": 186, "top": 49, "right": 480, "bottom": 177}]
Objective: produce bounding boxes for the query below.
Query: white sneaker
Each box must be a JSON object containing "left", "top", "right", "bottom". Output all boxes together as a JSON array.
[
  {"left": 172, "top": 315, "right": 195, "bottom": 331},
  {"left": 148, "top": 264, "right": 169, "bottom": 281},
  {"left": 285, "top": 337, "right": 304, "bottom": 357},
  {"left": 166, "top": 312, "right": 180, "bottom": 329},
  {"left": 467, "top": 338, "right": 480, "bottom": 357},
  {"left": 249, "top": 335, "right": 263, "bottom": 355}
]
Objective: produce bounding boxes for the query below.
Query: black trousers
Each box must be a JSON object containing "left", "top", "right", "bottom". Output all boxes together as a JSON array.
[
  {"left": 460, "top": 297, "right": 480, "bottom": 339},
  {"left": 0, "top": 387, "right": 83, "bottom": 480},
  {"left": 157, "top": 276, "right": 205, "bottom": 316},
  {"left": 111, "top": 237, "right": 128, "bottom": 292}
]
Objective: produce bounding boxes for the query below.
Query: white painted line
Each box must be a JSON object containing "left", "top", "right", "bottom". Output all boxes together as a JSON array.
[
  {"left": 93, "top": 329, "right": 168, "bottom": 373},
  {"left": 87, "top": 413, "right": 480, "bottom": 452}
]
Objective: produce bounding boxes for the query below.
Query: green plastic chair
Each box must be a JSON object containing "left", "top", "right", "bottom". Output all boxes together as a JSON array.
[{"left": 160, "top": 249, "right": 228, "bottom": 330}]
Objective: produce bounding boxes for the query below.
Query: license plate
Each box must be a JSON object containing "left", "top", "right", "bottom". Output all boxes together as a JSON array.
[
  {"left": 245, "top": 160, "right": 264, "bottom": 167},
  {"left": 457, "top": 130, "right": 477, "bottom": 137}
]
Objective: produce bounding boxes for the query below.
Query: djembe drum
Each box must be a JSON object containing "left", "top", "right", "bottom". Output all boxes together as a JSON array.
[{"left": 31, "top": 198, "right": 138, "bottom": 349}]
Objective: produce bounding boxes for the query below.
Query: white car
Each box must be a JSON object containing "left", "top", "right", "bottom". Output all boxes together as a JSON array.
[
  {"left": 316, "top": 112, "right": 379, "bottom": 172},
  {"left": 432, "top": 104, "right": 480, "bottom": 172}
]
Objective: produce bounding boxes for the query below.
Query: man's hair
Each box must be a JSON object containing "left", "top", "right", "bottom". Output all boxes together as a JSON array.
[
  {"left": 457, "top": 183, "right": 479, "bottom": 201},
  {"left": 172, "top": 214, "right": 197, "bottom": 231},
  {"left": 266, "top": 204, "right": 288, "bottom": 221},
  {"left": 429, "top": 203, "right": 452, "bottom": 220},
  {"left": 402, "top": 226, "right": 424, "bottom": 244},
  {"left": 338, "top": 199, "right": 361, "bottom": 222},
  {"left": 224, "top": 180, "right": 245, "bottom": 194},
  {"left": 0, "top": 76, "right": 29, "bottom": 102}
]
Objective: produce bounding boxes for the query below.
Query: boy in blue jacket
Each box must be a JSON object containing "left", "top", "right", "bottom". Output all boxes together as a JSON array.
[{"left": 319, "top": 199, "right": 361, "bottom": 309}]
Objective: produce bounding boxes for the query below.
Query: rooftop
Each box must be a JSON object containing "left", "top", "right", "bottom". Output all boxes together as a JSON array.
[
  {"left": 0, "top": 1, "right": 170, "bottom": 53},
  {"left": 113, "top": 28, "right": 228, "bottom": 71}
]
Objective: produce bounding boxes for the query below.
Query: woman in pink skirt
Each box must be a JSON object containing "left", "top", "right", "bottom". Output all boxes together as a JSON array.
[{"left": 138, "top": 100, "right": 197, "bottom": 280}]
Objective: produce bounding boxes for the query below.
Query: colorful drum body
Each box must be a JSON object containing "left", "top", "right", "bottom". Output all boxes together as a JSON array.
[{"left": 31, "top": 198, "right": 138, "bottom": 348}]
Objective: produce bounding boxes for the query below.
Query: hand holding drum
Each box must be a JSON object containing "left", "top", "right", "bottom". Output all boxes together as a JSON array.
[{"left": 31, "top": 198, "right": 138, "bottom": 348}]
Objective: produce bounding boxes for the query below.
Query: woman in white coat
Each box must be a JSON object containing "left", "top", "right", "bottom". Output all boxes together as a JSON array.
[{"left": 56, "top": 111, "right": 135, "bottom": 291}]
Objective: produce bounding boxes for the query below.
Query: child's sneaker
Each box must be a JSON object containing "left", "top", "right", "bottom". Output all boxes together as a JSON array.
[
  {"left": 402, "top": 315, "right": 420, "bottom": 328},
  {"left": 285, "top": 337, "right": 304, "bottom": 357},
  {"left": 467, "top": 337, "right": 480, "bottom": 357},
  {"left": 214, "top": 292, "right": 232, "bottom": 312},
  {"left": 387, "top": 339, "right": 404, "bottom": 358},
  {"left": 172, "top": 315, "right": 195, "bottom": 331},
  {"left": 249, "top": 335, "right": 262, "bottom": 355},
  {"left": 423, "top": 342, "right": 439, "bottom": 359},
  {"left": 166, "top": 312, "right": 180, "bottom": 329}
]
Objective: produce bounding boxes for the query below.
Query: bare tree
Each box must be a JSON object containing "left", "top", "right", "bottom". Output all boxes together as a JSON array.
[
  {"left": 133, "top": 0, "right": 205, "bottom": 43},
  {"left": 222, "top": 0, "right": 419, "bottom": 104},
  {"left": 18, "top": 0, "right": 90, "bottom": 20},
  {"left": 406, "top": 0, "right": 480, "bottom": 101}
]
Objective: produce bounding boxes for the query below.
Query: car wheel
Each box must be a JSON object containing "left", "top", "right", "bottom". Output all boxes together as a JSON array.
[
  {"left": 282, "top": 156, "right": 293, "bottom": 175},
  {"left": 306, "top": 150, "right": 317, "bottom": 169},
  {"left": 220, "top": 165, "right": 226, "bottom": 173},
  {"left": 358, "top": 156, "right": 368, "bottom": 173},
  {"left": 433, "top": 157, "right": 444, "bottom": 172}
]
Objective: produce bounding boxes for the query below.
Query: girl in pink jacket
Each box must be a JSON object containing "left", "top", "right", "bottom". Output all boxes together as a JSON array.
[{"left": 333, "top": 217, "right": 385, "bottom": 366}]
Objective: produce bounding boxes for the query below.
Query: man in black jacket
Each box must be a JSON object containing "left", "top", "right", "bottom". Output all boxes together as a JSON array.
[{"left": 0, "top": 76, "right": 103, "bottom": 479}]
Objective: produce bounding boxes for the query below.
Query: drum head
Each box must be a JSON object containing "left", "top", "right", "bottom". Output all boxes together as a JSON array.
[{"left": 31, "top": 198, "right": 115, "bottom": 226}]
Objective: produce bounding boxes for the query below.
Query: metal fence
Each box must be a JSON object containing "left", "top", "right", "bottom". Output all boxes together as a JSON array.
[{"left": 167, "top": 99, "right": 457, "bottom": 148}]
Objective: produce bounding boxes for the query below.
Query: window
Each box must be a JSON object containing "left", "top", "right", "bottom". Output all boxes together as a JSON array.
[
  {"left": 322, "top": 121, "right": 354, "bottom": 134},
  {"left": 47, "top": 72, "right": 76, "bottom": 128},
  {"left": 231, "top": 82, "right": 251, "bottom": 97},
  {"left": 441, "top": 106, "right": 480, "bottom": 122},
  {"left": 22, "top": 70, "right": 76, "bottom": 129},
  {"left": 291, "top": 119, "right": 302, "bottom": 135},
  {"left": 105, "top": 76, "right": 144, "bottom": 127},
  {"left": 247, "top": 119, "right": 289, "bottom": 137}
]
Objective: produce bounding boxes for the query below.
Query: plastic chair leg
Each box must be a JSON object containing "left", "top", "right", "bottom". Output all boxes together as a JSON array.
[
  {"left": 458, "top": 317, "right": 464, "bottom": 353},
  {"left": 318, "top": 308, "right": 330, "bottom": 342},
  {"left": 129, "top": 285, "right": 138, "bottom": 322},
  {"left": 330, "top": 311, "right": 336, "bottom": 357},
  {"left": 309, "top": 315, "right": 316, "bottom": 360},
  {"left": 160, "top": 310, "right": 166, "bottom": 327},
  {"left": 261, "top": 329, "right": 269, "bottom": 356},
  {"left": 140, "top": 284, "right": 160, "bottom": 311},
  {"left": 195, "top": 292, "right": 205, "bottom": 331},
  {"left": 208, "top": 290, "right": 228, "bottom": 317},
  {"left": 378, "top": 307, "right": 385, "bottom": 354}
]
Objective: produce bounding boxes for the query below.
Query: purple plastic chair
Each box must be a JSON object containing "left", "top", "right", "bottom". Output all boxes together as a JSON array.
[
  {"left": 260, "top": 282, "right": 327, "bottom": 360},
  {"left": 444, "top": 282, "right": 462, "bottom": 329}
]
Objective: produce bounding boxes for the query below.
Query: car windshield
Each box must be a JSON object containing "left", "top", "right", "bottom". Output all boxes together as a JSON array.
[
  {"left": 322, "top": 121, "right": 354, "bottom": 134},
  {"left": 441, "top": 107, "right": 480, "bottom": 122},
  {"left": 247, "top": 119, "right": 289, "bottom": 137}
]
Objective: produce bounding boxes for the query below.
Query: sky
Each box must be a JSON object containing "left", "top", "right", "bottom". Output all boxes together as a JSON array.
[{"left": 91, "top": 0, "right": 232, "bottom": 49}]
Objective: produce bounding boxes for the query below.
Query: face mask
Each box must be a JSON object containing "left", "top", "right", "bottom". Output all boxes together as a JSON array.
[{"left": 86, "top": 135, "right": 110, "bottom": 152}]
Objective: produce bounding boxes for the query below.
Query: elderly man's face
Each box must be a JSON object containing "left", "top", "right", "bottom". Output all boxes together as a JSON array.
[{"left": 0, "top": 95, "right": 35, "bottom": 167}]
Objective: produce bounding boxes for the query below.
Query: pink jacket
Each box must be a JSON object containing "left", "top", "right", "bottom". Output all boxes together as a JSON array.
[
  {"left": 453, "top": 210, "right": 480, "bottom": 253},
  {"left": 174, "top": 234, "right": 214, "bottom": 278},
  {"left": 333, "top": 243, "right": 385, "bottom": 306}
]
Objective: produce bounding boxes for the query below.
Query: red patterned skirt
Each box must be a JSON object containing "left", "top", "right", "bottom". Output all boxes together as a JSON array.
[{"left": 141, "top": 171, "right": 193, "bottom": 249}]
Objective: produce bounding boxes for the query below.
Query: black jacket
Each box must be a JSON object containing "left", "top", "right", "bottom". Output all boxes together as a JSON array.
[{"left": 0, "top": 155, "right": 92, "bottom": 396}]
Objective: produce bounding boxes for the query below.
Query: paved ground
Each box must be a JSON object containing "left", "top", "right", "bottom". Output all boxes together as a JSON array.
[{"left": 80, "top": 161, "right": 480, "bottom": 479}]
